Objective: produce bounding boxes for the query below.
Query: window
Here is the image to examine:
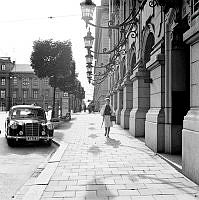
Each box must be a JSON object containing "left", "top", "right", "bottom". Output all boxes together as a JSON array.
[
  {"left": 33, "top": 78, "right": 38, "bottom": 86},
  {"left": 22, "top": 78, "right": 29, "bottom": 86},
  {"left": 55, "top": 92, "right": 59, "bottom": 99},
  {"left": 1, "top": 64, "right": 5, "bottom": 71},
  {"left": 11, "top": 108, "right": 46, "bottom": 120},
  {"left": 12, "top": 90, "right": 17, "bottom": 98},
  {"left": 45, "top": 90, "right": 49, "bottom": 97},
  {"left": 1, "top": 78, "right": 5, "bottom": 86},
  {"left": 44, "top": 78, "right": 49, "bottom": 86},
  {"left": 63, "top": 92, "right": 68, "bottom": 97},
  {"left": 0, "top": 90, "right": 6, "bottom": 98},
  {"left": 193, "top": 0, "right": 199, "bottom": 13},
  {"left": 33, "top": 90, "right": 38, "bottom": 99},
  {"left": 23, "top": 90, "right": 28, "bottom": 99},
  {"left": 13, "top": 77, "right": 17, "bottom": 85},
  {"left": 0, "top": 103, "right": 5, "bottom": 111}
]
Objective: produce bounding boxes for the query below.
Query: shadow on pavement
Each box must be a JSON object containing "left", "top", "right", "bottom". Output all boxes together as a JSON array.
[
  {"left": 53, "top": 117, "right": 77, "bottom": 142},
  {"left": 88, "top": 145, "right": 102, "bottom": 155},
  {"left": 105, "top": 137, "right": 121, "bottom": 148},
  {"left": 85, "top": 177, "right": 117, "bottom": 199},
  {"left": 88, "top": 134, "right": 98, "bottom": 139},
  {"left": 88, "top": 127, "right": 96, "bottom": 130}
]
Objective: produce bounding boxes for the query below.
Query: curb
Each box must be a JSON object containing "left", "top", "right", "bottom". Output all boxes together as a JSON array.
[
  {"left": 14, "top": 139, "right": 68, "bottom": 200},
  {"left": 157, "top": 153, "right": 182, "bottom": 173}
]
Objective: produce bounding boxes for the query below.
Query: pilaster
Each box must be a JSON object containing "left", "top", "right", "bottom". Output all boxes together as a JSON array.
[
  {"left": 115, "top": 85, "right": 123, "bottom": 125},
  {"left": 120, "top": 75, "right": 133, "bottom": 129},
  {"left": 145, "top": 41, "right": 165, "bottom": 153},
  {"left": 182, "top": 16, "right": 199, "bottom": 184},
  {"left": 129, "top": 61, "right": 150, "bottom": 137},
  {"left": 113, "top": 90, "right": 117, "bottom": 112}
]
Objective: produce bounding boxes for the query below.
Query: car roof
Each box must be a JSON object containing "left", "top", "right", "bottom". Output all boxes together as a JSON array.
[{"left": 11, "top": 105, "right": 43, "bottom": 110}]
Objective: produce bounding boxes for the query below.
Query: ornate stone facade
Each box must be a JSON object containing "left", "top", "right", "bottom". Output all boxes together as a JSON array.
[{"left": 94, "top": 0, "right": 199, "bottom": 184}]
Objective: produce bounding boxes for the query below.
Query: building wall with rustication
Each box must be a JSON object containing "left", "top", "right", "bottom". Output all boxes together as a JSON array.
[{"left": 94, "top": 0, "right": 199, "bottom": 184}]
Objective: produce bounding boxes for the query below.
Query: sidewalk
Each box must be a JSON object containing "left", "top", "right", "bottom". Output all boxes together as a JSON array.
[{"left": 15, "top": 113, "right": 199, "bottom": 200}]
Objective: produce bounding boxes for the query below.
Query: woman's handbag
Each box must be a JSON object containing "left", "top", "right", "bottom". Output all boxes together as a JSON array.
[{"left": 110, "top": 115, "right": 116, "bottom": 122}]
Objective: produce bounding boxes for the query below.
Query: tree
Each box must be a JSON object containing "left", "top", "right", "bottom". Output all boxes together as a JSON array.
[{"left": 30, "top": 39, "right": 74, "bottom": 118}]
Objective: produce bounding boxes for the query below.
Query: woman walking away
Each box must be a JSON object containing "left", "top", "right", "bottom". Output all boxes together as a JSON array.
[{"left": 100, "top": 97, "right": 114, "bottom": 138}]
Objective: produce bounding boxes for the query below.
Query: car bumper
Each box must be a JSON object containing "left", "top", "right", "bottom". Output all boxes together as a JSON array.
[{"left": 7, "top": 135, "right": 53, "bottom": 140}]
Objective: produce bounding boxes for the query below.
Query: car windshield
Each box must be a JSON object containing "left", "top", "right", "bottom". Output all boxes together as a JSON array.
[{"left": 11, "top": 108, "right": 46, "bottom": 120}]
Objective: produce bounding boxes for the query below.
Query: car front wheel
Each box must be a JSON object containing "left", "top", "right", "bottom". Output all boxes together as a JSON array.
[
  {"left": 7, "top": 139, "right": 16, "bottom": 147},
  {"left": 46, "top": 139, "right": 52, "bottom": 146}
]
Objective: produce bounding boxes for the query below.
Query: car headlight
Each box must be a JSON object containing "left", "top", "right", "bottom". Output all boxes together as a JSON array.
[
  {"left": 10, "top": 121, "right": 18, "bottom": 129},
  {"left": 47, "top": 123, "right": 54, "bottom": 130}
]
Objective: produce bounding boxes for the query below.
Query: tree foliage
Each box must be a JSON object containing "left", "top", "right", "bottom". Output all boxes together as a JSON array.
[
  {"left": 30, "top": 39, "right": 85, "bottom": 98},
  {"left": 30, "top": 39, "right": 75, "bottom": 90}
]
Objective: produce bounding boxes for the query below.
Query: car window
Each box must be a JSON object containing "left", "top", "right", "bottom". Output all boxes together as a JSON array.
[{"left": 11, "top": 108, "right": 46, "bottom": 120}]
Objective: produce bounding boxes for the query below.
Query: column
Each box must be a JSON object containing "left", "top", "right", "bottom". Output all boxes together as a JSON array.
[
  {"left": 182, "top": 20, "right": 199, "bottom": 184},
  {"left": 145, "top": 52, "right": 165, "bottom": 153},
  {"left": 129, "top": 67, "right": 150, "bottom": 137},
  {"left": 115, "top": 86, "right": 123, "bottom": 125},
  {"left": 113, "top": 90, "right": 117, "bottom": 112},
  {"left": 120, "top": 80, "right": 133, "bottom": 129},
  {"left": 110, "top": 92, "right": 113, "bottom": 106}
]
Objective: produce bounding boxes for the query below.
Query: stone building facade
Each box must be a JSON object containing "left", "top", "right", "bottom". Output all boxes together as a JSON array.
[
  {"left": 0, "top": 57, "right": 15, "bottom": 111},
  {"left": 10, "top": 64, "right": 62, "bottom": 110},
  {"left": 94, "top": 0, "right": 199, "bottom": 184},
  {"left": 0, "top": 63, "right": 84, "bottom": 114},
  {"left": 93, "top": 0, "right": 109, "bottom": 111}
]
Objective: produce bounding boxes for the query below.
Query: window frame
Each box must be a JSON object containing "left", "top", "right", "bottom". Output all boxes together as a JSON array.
[
  {"left": 1, "top": 64, "right": 6, "bottom": 71},
  {"left": 0, "top": 90, "right": 6, "bottom": 98},
  {"left": 13, "top": 77, "right": 18, "bottom": 85},
  {"left": 12, "top": 90, "right": 17, "bottom": 99},
  {"left": 23, "top": 90, "right": 28, "bottom": 99},
  {"left": 32, "top": 90, "right": 38, "bottom": 99},
  {"left": 1, "top": 78, "right": 6, "bottom": 86}
]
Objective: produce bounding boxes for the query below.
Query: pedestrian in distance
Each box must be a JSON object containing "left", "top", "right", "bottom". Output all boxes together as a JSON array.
[
  {"left": 83, "top": 104, "right": 86, "bottom": 112},
  {"left": 100, "top": 97, "right": 114, "bottom": 138}
]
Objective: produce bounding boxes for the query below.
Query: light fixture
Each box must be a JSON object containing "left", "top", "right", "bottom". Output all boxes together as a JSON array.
[
  {"left": 86, "top": 64, "right": 93, "bottom": 71},
  {"left": 80, "top": 0, "right": 141, "bottom": 85},
  {"left": 85, "top": 52, "right": 93, "bottom": 64},
  {"left": 84, "top": 28, "right": 94, "bottom": 49},
  {"left": 80, "top": 0, "right": 96, "bottom": 25}
]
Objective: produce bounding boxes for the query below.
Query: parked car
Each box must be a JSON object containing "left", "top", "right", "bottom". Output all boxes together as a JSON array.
[{"left": 5, "top": 105, "right": 54, "bottom": 147}]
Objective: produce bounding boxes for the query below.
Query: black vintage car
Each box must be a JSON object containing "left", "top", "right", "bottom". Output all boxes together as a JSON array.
[{"left": 5, "top": 105, "right": 54, "bottom": 146}]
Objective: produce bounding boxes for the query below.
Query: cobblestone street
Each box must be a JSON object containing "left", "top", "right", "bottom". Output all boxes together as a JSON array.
[{"left": 16, "top": 113, "right": 199, "bottom": 200}]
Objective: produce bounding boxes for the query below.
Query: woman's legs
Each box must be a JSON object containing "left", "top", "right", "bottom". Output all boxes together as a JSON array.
[
  {"left": 105, "top": 127, "right": 107, "bottom": 136},
  {"left": 107, "top": 127, "right": 110, "bottom": 137}
]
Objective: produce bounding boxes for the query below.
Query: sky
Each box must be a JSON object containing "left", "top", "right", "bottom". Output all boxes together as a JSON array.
[{"left": 0, "top": 0, "right": 101, "bottom": 102}]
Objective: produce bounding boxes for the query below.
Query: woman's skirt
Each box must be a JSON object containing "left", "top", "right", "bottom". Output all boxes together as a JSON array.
[{"left": 104, "top": 115, "right": 113, "bottom": 127}]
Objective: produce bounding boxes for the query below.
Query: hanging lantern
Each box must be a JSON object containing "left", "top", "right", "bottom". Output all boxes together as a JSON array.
[
  {"left": 80, "top": 0, "right": 96, "bottom": 23},
  {"left": 84, "top": 28, "right": 95, "bottom": 49},
  {"left": 85, "top": 52, "right": 93, "bottom": 64}
]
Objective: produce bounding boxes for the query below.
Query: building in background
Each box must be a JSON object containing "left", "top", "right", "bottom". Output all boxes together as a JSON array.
[
  {"left": 93, "top": 0, "right": 199, "bottom": 184},
  {"left": 0, "top": 57, "right": 15, "bottom": 111},
  {"left": 92, "top": 0, "right": 109, "bottom": 111},
  {"left": 10, "top": 64, "right": 62, "bottom": 111},
  {"left": 0, "top": 62, "right": 84, "bottom": 116}
]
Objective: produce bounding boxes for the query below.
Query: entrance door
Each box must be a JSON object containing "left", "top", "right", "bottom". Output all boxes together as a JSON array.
[{"left": 170, "top": 24, "right": 190, "bottom": 154}]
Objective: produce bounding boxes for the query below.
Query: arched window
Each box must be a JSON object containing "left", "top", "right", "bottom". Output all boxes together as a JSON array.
[{"left": 144, "top": 32, "right": 155, "bottom": 65}]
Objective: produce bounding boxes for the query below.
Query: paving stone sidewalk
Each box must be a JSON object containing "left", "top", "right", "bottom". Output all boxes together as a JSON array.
[{"left": 15, "top": 113, "right": 199, "bottom": 200}]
